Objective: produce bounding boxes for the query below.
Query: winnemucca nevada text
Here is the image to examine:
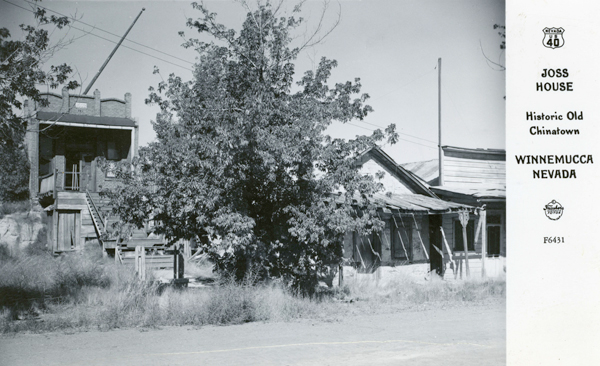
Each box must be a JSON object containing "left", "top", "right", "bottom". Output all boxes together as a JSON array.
[{"left": 0, "top": 1, "right": 506, "bottom": 364}]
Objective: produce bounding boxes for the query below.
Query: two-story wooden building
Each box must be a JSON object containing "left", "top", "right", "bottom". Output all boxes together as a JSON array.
[
  {"left": 402, "top": 145, "right": 506, "bottom": 278},
  {"left": 25, "top": 87, "right": 140, "bottom": 254}
]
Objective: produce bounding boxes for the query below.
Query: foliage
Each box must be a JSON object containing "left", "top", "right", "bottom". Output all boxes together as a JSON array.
[
  {"left": 104, "top": 2, "right": 397, "bottom": 294},
  {"left": 0, "top": 0, "right": 80, "bottom": 200},
  {"left": 0, "top": 199, "right": 31, "bottom": 218},
  {"left": 0, "top": 254, "right": 505, "bottom": 333},
  {"left": 0, "top": 145, "right": 30, "bottom": 202}
]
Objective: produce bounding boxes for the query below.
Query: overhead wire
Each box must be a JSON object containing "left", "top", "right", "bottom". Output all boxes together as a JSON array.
[
  {"left": 2, "top": 0, "right": 194, "bottom": 72},
  {"left": 345, "top": 122, "right": 437, "bottom": 150},
  {"left": 351, "top": 63, "right": 440, "bottom": 148},
  {"left": 6, "top": 0, "right": 439, "bottom": 151},
  {"left": 20, "top": 0, "right": 195, "bottom": 66}
]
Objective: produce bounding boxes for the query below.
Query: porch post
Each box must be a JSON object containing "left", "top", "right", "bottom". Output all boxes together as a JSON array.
[
  {"left": 480, "top": 208, "right": 487, "bottom": 278},
  {"left": 458, "top": 211, "right": 470, "bottom": 278},
  {"left": 25, "top": 101, "right": 39, "bottom": 199},
  {"left": 129, "top": 127, "right": 136, "bottom": 161}
]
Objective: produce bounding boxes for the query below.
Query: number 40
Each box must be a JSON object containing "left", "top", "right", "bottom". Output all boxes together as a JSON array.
[{"left": 547, "top": 35, "right": 560, "bottom": 47}]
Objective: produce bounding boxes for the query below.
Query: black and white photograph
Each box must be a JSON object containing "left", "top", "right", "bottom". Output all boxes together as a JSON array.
[
  {"left": 507, "top": 1, "right": 600, "bottom": 364},
  {"left": 1, "top": 1, "right": 509, "bottom": 365}
]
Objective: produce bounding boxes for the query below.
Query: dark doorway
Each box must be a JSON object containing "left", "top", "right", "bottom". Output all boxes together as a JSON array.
[
  {"left": 65, "top": 153, "right": 80, "bottom": 190},
  {"left": 428, "top": 215, "right": 444, "bottom": 276},
  {"left": 487, "top": 226, "right": 501, "bottom": 256}
]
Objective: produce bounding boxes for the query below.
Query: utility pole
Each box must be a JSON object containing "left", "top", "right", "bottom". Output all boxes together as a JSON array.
[
  {"left": 438, "top": 57, "right": 443, "bottom": 186},
  {"left": 83, "top": 8, "right": 145, "bottom": 95}
]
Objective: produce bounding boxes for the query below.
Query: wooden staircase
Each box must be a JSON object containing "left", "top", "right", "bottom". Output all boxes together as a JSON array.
[{"left": 85, "top": 191, "right": 166, "bottom": 255}]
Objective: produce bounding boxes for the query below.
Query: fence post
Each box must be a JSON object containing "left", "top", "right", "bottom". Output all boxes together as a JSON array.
[
  {"left": 173, "top": 244, "right": 184, "bottom": 280},
  {"left": 135, "top": 246, "right": 146, "bottom": 281},
  {"left": 183, "top": 240, "right": 191, "bottom": 258}
]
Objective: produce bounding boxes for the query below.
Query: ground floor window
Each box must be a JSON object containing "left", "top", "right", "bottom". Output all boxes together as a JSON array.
[
  {"left": 487, "top": 214, "right": 502, "bottom": 256},
  {"left": 391, "top": 218, "right": 412, "bottom": 260}
]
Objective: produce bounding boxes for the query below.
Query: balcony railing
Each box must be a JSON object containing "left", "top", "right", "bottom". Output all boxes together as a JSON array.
[{"left": 39, "top": 173, "right": 55, "bottom": 194}]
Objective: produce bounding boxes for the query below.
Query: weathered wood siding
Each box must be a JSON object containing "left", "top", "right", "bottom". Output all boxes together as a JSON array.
[
  {"left": 56, "top": 191, "right": 87, "bottom": 210},
  {"left": 442, "top": 155, "right": 505, "bottom": 188},
  {"left": 359, "top": 159, "right": 414, "bottom": 195},
  {"left": 56, "top": 210, "right": 80, "bottom": 252},
  {"left": 342, "top": 214, "right": 432, "bottom": 268}
]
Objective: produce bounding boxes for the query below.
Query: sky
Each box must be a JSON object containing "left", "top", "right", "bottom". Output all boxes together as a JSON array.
[{"left": 0, "top": 0, "right": 505, "bottom": 164}]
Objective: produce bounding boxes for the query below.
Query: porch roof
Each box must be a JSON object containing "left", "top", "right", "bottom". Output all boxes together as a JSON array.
[
  {"left": 430, "top": 186, "right": 506, "bottom": 200},
  {"left": 37, "top": 112, "right": 136, "bottom": 128},
  {"left": 333, "top": 191, "right": 476, "bottom": 213},
  {"left": 372, "top": 193, "right": 475, "bottom": 214}
]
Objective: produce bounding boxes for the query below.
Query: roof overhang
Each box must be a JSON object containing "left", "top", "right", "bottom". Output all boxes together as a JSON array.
[
  {"left": 442, "top": 145, "right": 506, "bottom": 161},
  {"left": 431, "top": 186, "right": 506, "bottom": 201},
  {"left": 37, "top": 112, "right": 136, "bottom": 130},
  {"left": 355, "top": 147, "right": 438, "bottom": 198},
  {"left": 334, "top": 192, "right": 477, "bottom": 215}
]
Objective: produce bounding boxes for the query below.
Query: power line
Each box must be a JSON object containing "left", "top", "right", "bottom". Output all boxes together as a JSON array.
[
  {"left": 68, "top": 24, "right": 194, "bottom": 72},
  {"left": 5, "top": 0, "right": 439, "bottom": 152},
  {"left": 355, "top": 65, "right": 439, "bottom": 145},
  {"left": 2, "top": 0, "right": 194, "bottom": 72},
  {"left": 346, "top": 122, "right": 437, "bottom": 150},
  {"left": 21, "top": 0, "right": 195, "bottom": 66},
  {"left": 358, "top": 120, "right": 438, "bottom": 144}
]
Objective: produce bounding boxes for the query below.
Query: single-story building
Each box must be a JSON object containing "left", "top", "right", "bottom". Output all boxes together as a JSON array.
[{"left": 340, "top": 147, "right": 493, "bottom": 282}]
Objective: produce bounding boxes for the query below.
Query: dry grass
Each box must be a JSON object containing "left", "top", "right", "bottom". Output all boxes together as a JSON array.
[
  {"left": 338, "top": 271, "right": 505, "bottom": 314},
  {"left": 0, "top": 251, "right": 504, "bottom": 334}
]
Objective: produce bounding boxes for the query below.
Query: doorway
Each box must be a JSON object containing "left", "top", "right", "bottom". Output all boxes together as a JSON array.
[
  {"left": 56, "top": 210, "right": 80, "bottom": 252},
  {"left": 428, "top": 215, "right": 444, "bottom": 276}
]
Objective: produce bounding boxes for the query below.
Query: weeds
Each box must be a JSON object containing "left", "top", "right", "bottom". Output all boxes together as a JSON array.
[{"left": 0, "top": 251, "right": 505, "bottom": 334}]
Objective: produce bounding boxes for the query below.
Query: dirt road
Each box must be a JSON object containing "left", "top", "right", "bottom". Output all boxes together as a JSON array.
[{"left": 1, "top": 303, "right": 504, "bottom": 366}]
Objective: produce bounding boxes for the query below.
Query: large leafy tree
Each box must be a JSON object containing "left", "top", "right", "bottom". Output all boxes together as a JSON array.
[
  {"left": 107, "top": 2, "right": 397, "bottom": 292},
  {"left": 0, "top": 1, "right": 79, "bottom": 201}
]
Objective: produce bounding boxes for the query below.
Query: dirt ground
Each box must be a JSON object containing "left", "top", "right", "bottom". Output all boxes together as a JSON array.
[{"left": 0, "top": 303, "right": 505, "bottom": 366}]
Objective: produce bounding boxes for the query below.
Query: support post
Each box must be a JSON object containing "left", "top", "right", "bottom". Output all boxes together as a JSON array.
[
  {"left": 440, "top": 227, "right": 456, "bottom": 276},
  {"left": 135, "top": 245, "right": 146, "bottom": 281},
  {"left": 83, "top": 9, "right": 146, "bottom": 94},
  {"left": 412, "top": 214, "right": 429, "bottom": 261},
  {"left": 183, "top": 240, "right": 191, "bottom": 258},
  {"left": 458, "top": 211, "right": 470, "bottom": 278},
  {"left": 480, "top": 209, "right": 487, "bottom": 278},
  {"left": 173, "top": 244, "right": 184, "bottom": 280},
  {"left": 438, "top": 57, "right": 444, "bottom": 186}
]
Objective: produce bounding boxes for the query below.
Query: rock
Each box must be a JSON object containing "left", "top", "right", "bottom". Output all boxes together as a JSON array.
[{"left": 0, "top": 210, "right": 45, "bottom": 254}]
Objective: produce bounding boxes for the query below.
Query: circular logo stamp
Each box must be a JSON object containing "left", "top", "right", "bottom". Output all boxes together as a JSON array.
[{"left": 544, "top": 200, "right": 564, "bottom": 220}]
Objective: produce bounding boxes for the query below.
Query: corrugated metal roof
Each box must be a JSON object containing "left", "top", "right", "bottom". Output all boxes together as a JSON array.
[
  {"left": 431, "top": 186, "right": 506, "bottom": 199},
  {"left": 371, "top": 193, "right": 475, "bottom": 213}
]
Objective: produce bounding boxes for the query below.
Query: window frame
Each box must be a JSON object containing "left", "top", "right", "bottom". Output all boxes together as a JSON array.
[{"left": 391, "top": 217, "right": 412, "bottom": 260}]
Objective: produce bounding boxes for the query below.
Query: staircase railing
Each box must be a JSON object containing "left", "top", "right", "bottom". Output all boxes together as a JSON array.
[{"left": 85, "top": 190, "right": 106, "bottom": 237}]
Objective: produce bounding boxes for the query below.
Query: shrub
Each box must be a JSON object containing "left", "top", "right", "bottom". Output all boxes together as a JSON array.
[
  {"left": 0, "top": 145, "right": 29, "bottom": 203},
  {"left": 0, "top": 200, "right": 31, "bottom": 218},
  {"left": 25, "top": 227, "right": 50, "bottom": 256}
]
